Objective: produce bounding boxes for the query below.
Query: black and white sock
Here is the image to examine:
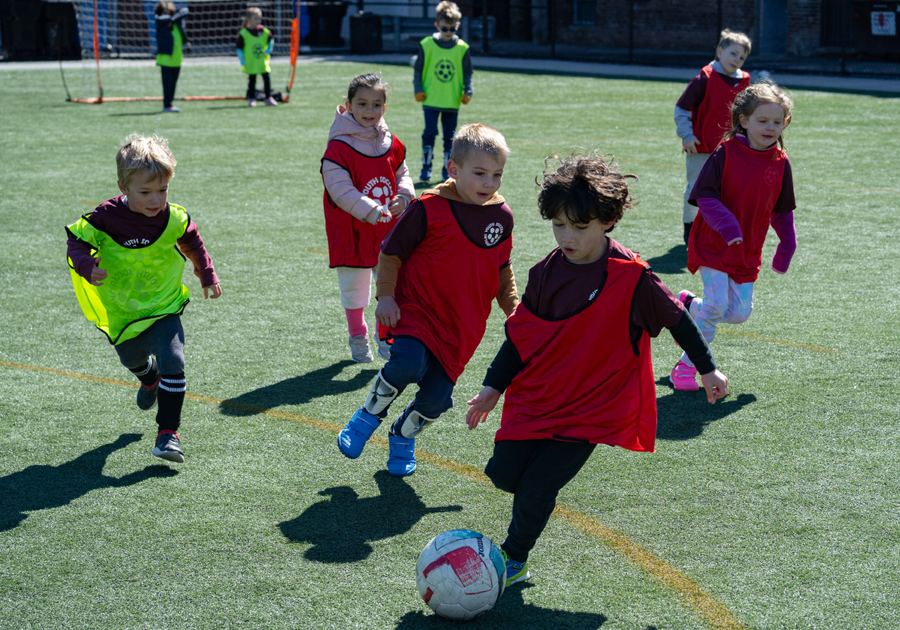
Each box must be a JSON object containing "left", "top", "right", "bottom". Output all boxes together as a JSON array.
[
  {"left": 156, "top": 372, "right": 186, "bottom": 432},
  {"left": 129, "top": 357, "right": 160, "bottom": 388}
]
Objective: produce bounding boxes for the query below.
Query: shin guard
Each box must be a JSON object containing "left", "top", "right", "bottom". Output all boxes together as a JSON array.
[
  {"left": 364, "top": 370, "right": 400, "bottom": 416},
  {"left": 392, "top": 402, "right": 438, "bottom": 439}
]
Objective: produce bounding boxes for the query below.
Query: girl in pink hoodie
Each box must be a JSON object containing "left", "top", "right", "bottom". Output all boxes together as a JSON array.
[{"left": 322, "top": 74, "right": 416, "bottom": 363}]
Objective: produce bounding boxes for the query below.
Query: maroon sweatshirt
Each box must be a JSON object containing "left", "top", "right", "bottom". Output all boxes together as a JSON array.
[{"left": 66, "top": 196, "right": 218, "bottom": 287}]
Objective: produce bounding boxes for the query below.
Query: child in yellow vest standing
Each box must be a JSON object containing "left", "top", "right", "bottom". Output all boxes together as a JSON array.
[
  {"left": 413, "top": 1, "right": 472, "bottom": 181},
  {"left": 154, "top": 2, "right": 189, "bottom": 113},
  {"left": 236, "top": 7, "right": 277, "bottom": 107},
  {"left": 66, "top": 135, "right": 222, "bottom": 463}
]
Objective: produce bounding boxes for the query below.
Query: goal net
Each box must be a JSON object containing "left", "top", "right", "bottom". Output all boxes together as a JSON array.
[{"left": 67, "top": 0, "right": 305, "bottom": 103}]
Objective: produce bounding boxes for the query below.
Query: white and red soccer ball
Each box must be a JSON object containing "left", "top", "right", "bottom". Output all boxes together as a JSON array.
[{"left": 416, "top": 529, "right": 506, "bottom": 620}]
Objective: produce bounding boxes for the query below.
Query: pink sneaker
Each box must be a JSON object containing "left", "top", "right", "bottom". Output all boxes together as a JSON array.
[
  {"left": 264, "top": 96, "right": 278, "bottom": 106},
  {"left": 677, "top": 290, "right": 696, "bottom": 316},
  {"left": 673, "top": 290, "right": 697, "bottom": 349},
  {"left": 248, "top": 99, "right": 257, "bottom": 108},
  {"left": 671, "top": 361, "right": 700, "bottom": 391}
]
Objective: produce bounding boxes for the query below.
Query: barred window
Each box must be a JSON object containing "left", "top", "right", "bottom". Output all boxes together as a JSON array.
[{"left": 574, "top": 0, "right": 597, "bottom": 25}]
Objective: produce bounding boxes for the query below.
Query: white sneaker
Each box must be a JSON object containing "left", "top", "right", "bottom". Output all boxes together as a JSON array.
[
  {"left": 349, "top": 334, "right": 373, "bottom": 363},
  {"left": 377, "top": 338, "right": 392, "bottom": 361}
]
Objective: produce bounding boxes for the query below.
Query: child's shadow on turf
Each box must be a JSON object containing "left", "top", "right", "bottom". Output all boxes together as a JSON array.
[
  {"left": 0, "top": 433, "right": 177, "bottom": 532},
  {"left": 395, "top": 583, "right": 608, "bottom": 629},
  {"left": 279, "top": 470, "right": 462, "bottom": 563},
  {"left": 219, "top": 360, "right": 377, "bottom": 416},
  {"left": 655, "top": 378, "right": 756, "bottom": 441},
  {"left": 642, "top": 244, "right": 687, "bottom": 275}
]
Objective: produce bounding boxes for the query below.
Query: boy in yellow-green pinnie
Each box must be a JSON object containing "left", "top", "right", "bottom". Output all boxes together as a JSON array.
[
  {"left": 413, "top": 1, "right": 472, "bottom": 181},
  {"left": 66, "top": 135, "right": 222, "bottom": 463}
]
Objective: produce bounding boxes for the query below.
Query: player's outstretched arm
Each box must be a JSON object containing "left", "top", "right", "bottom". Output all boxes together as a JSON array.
[
  {"left": 465, "top": 386, "right": 501, "bottom": 430},
  {"left": 700, "top": 369, "right": 728, "bottom": 404}
]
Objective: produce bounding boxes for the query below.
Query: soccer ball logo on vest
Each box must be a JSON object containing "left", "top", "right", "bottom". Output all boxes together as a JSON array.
[
  {"left": 435, "top": 60, "right": 456, "bottom": 82},
  {"left": 484, "top": 222, "right": 503, "bottom": 246},
  {"left": 362, "top": 176, "right": 395, "bottom": 207}
]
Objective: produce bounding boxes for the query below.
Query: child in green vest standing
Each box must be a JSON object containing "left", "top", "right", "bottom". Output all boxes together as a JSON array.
[
  {"left": 66, "top": 135, "right": 222, "bottom": 463},
  {"left": 413, "top": 1, "right": 472, "bottom": 181},
  {"left": 236, "top": 7, "right": 277, "bottom": 107},
  {"left": 154, "top": 2, "right": 189, "bottom": 113}
]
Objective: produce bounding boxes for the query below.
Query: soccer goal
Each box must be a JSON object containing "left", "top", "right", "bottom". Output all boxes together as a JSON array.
[{"left": 66, "top": 0, "right": 306, "bottom": 104}]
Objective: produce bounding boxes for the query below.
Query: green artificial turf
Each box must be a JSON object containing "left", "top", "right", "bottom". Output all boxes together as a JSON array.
[{"left": 0, "top": 58, "right": 898, "bottom": 630}]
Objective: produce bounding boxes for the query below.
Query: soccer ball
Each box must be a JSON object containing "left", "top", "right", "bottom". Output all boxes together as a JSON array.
[{"left": 415, "top": 529, "right": 506, "bottom": 621}]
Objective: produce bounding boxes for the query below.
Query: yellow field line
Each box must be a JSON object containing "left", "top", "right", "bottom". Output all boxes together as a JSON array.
[
  {"left": 0, "top": 358, "right": 746, "bottom": 630},
  {"left": 716, "top": 328, "right": 836, "bottom": 353}
]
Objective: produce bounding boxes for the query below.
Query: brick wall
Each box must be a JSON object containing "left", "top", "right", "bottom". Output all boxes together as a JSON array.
[
  {"left": 787, "top": 0, "right": 822, "bottom": 55},
  {"left": 550, "top": 0, "right": 821, "bottom": 56}
]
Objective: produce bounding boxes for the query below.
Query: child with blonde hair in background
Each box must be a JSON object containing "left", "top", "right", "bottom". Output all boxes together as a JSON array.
[
  {"left": 672, "top": 81, "right": 797, "bottom": 391},
  {"left": 236, "top": 7, "right": 276, "bottom": 106},
  {"left": 675, "top": 29, "right": 751, "bottom": 243},
  {"left": 413, "top": 1, "right": 473, "bottom": 181}
]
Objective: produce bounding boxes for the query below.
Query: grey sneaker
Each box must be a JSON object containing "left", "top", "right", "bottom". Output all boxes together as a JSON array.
[
  {"left": 137, "top": 374, "right": 160, "bottom": 410},
  {"left": 376, "top": 338, "right": 392, "bottom": 361},
  {"left": 349, "top": 334, "right": 374, "bottom": 363},
  {"left": 152, "top": 431, "right": 184, "bottom": 463}
]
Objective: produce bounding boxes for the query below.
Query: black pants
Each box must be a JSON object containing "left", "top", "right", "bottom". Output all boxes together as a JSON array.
[
  {"left": 485, "top": 438, "right": 596, "bottom": 562},
  {"left": 247, "top": 73, "right": 271, "bottom": 100},
  {"left": 160, "top": 65, "right": 180, "bottom": 108}
]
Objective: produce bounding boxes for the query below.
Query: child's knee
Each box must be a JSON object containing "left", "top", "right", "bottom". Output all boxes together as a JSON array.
[
  {"left": 696, "top": 300, "right": 726, "bottom": 322},
  {"left": 414, "top": 395, "right": 452, "bottom": 420},
  {"left": 157, "top": 354, "right": 185, "bottom": 375},
  {"left": 726, "top": 303, "right": 753, "bottom": 324},
  {"left": 484, "top": 457, "right": 516, "bottom": 494}
]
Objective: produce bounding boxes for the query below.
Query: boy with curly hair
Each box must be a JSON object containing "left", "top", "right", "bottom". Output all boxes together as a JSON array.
[{"left": 466, "top": 152, "right": 728, "bottom": 586}]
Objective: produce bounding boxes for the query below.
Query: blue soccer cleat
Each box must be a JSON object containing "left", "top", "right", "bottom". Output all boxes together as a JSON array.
[
  {"left": 337, "top": 407, "right": 380, "bottom": 459},
  {"left": 386, "top": 434, "right": 416, "bottom": 476}
]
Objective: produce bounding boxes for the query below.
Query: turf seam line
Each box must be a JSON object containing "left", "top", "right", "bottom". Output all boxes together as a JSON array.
[
  {"left": 716, "top": 327, "right": 836, "bottom": 353},
  {"left": 0, "top": 358, "right": 747, "bottom": 630}
]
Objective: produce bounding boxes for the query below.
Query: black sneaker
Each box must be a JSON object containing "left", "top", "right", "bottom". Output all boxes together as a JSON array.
[
  {"left": 152, "top": 430, "right": 184, "bottom": 463},
  {"left": 137, "top": 374, "right": 161, "bottom": 410}
]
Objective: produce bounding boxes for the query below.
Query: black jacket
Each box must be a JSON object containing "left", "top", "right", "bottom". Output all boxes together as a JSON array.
[{"left": 155, "top": 7, "right": 189, "bottom": 56}]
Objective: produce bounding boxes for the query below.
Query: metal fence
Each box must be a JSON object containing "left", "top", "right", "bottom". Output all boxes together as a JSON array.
[{"left": 7, "top": 0, "right": 899, "bottom": 78}]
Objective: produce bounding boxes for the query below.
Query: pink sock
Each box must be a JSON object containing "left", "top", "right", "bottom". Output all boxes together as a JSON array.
[{"left": 345, "top": 308, "right": 368, "bottom": 338}]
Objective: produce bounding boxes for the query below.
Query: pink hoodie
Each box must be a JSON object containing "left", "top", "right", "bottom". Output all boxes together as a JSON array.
[{"left": 322, "top": 106, "right": 416, "bottom": 225}]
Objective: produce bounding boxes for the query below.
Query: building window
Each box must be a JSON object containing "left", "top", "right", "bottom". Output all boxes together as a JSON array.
[{"left": 574, "top": 0, "right": 596, "bottom": 25}]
